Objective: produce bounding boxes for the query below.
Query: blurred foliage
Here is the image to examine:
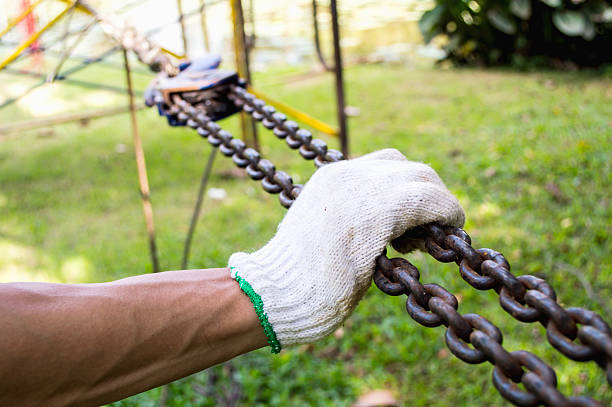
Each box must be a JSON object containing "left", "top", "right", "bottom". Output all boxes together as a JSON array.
[
  {"left": 419, "top": 0, "right": 612, "bottom": 68},
  {"left": 1, "top": 64, "right": 611, "bottom": 406}
]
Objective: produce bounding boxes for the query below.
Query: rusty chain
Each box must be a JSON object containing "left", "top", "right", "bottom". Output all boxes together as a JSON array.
[
  {"left": 228, "top": 85, "right": 345, "bottom": 166},
  {"left": 118, "top": 26, "right": 178, "bottom": 75},
  {"left": 412, "top": 223, "right": 612, "bottom": 385},
  {"left": 165, "top": 84, "right": 611, "bottom": 407},
  {"left": 374, "top": 250, "right": 605, "bottom": 407},
  {"left": 169, "top": 96, "right": 303, "bottom": 209},
  {"left": 375, "top": 231, "right": 610, "bottom": 407}
]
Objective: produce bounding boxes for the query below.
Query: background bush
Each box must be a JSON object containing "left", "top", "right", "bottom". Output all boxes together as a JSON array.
[{"left": 419, "top": 0, "right": 612, "bottom": 68}]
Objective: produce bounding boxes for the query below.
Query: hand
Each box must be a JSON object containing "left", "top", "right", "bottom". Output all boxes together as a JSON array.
[{"left": 229, "top": 149, "right": 465, "bottom": 351}]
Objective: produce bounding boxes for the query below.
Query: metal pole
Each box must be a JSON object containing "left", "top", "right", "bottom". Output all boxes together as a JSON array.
[
  {"left": 0, "top": 104, "right": 146, "bottom": 136},
  {"left": 247, "top": 0, "right": 256, "bottom": 51},
  {"left": 199, "top": 0, "right": 210, "bottom": 52},
  {"left": 312, "top": 0, "right": 332, "bottom": 72},
  {"left": 330, "top": 0, "right": 348, "bottom": 157},
  {"left": 53, "top": 0, "right": 76, "bottom": 72},
  {"left": 123, "top": 48, "right": 161, "bottom": 273},
  {"left": 230, "top": 0, "right": 258, "bottom": 149},
  {"left": 47, "top": 18, "right": 96, "bottom": 82},
  {"left": 176, "top": 0, "right": 189, "bottom": 57},
  {"left": 181, "top": 147, "right": 217, "bottom": 269}
]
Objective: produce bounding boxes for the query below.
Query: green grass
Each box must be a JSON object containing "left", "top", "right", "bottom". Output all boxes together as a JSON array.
[{"left": 0, "top": 63, "right": 611, "bottom": 406}]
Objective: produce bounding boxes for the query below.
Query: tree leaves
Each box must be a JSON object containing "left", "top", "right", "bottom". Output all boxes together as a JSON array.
[
  {"left": 486, "top": 8, "right": 518, "bottom": 35},
  {"left": 510, "top": 0, "right": 532, "bottom": 20},
  {"left": 419, "top": 5, "right": 447, "bottom": 43},
  {"left": 418, "top": 0, "right": 611, "bottom": 66},
  {"left": 552, "top": 10, "right": 587, "bottom": 36},
  {"left": 539, "top": 0, "right": 562, "bottom": 8}
]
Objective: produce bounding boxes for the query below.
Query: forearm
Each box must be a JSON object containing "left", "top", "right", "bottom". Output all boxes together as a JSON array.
[{"left": 0, "top": 268, "right": 267, "bottom": 407}]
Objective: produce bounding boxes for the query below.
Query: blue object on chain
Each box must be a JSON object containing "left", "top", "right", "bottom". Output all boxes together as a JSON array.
[{"left": 144, "top": 54, "right": 245, "bottom": 125}]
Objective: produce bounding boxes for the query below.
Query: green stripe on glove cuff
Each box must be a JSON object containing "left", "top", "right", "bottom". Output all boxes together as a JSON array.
[{"left": 231, "top": 266, "right": 281, "bottom": 354}]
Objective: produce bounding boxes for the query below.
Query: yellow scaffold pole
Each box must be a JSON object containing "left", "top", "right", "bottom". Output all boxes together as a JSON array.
[
  {"left": 0, "top": 1, "right": 76, "bottom": 71},
  {"left": 248, "top": 87, "right": 338, "bottom": 138},
  {"left": 0, "top": 0, "right": 46, "bottom": 40},
  {"left": 160, "top": 47, "right": 184, "bottom": 59}
]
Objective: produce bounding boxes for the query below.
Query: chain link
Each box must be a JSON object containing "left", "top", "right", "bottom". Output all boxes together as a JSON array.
[
  {"left": 170, "top": 96, "right": 303, "bottom": 208},
  {"left": 102, "top": 22, "right": 179, "bottom": 75},
  {"left": 228, "top": 86, "right": 345, "bottom": 166},
  {"left": 413, "top": 223, "right": 612, "bottom": 385},
  {"left": 374, "top": 249, "right": 606, "bottom": 407},
  {"left": 167, "top": 86, "right": 610, "bottom": 407}
]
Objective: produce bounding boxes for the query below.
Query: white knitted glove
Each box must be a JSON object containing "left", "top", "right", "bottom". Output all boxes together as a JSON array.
[{"left": 229, "top": 149, "right": 465, "bottom": 352}]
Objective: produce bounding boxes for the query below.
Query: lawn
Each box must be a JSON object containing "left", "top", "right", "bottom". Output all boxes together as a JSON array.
[{"left": 0, "top": 63, "right": 610, "bottom": 406}]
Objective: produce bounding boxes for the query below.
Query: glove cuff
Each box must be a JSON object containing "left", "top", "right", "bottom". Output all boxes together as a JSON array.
[
  {"left": 230, "top": 265, "right": 281, "bottom": 353},
  {"left": 229, "top": 247, "right": 301, "bottom": 353},
  {"left": 229, "top": 246, "right": 342, "bottom": 351}
]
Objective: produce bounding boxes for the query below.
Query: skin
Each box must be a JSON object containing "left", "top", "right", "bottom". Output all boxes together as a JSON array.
[{"left": 0, "top": 268, "right": 268, "bottom": 407}]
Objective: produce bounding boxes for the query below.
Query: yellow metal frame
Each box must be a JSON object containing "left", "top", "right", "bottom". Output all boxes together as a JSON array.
[
  {"left": 248, "top": 87, "right": 338, "bottom": 138},
  {"left": 160, "top": 47, "right": 184, "bottom": 59},
  {"left": 0, "top": 1, "right": 76, "bottom": 71},
  {"left": 0, "top": 0, "right": 46, "bottom": 40}
]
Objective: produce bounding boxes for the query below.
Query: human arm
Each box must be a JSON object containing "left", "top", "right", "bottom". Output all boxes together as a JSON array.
[{"left": 0, "top": 268, "right": 267, "bottom": 407}]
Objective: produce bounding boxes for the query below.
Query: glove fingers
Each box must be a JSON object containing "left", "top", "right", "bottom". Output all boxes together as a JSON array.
[
  {"left": 386, "top": 182, "right": 465, "bottom": 253},
  {"left": 351, "top": 159, "right": 449, "bottom": 189},
  {"left": 353, "top": 148, "right": 408, "bottom": 163},
  {"left": 392, "top": 161, "right": 447, "bottom": 188}
]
